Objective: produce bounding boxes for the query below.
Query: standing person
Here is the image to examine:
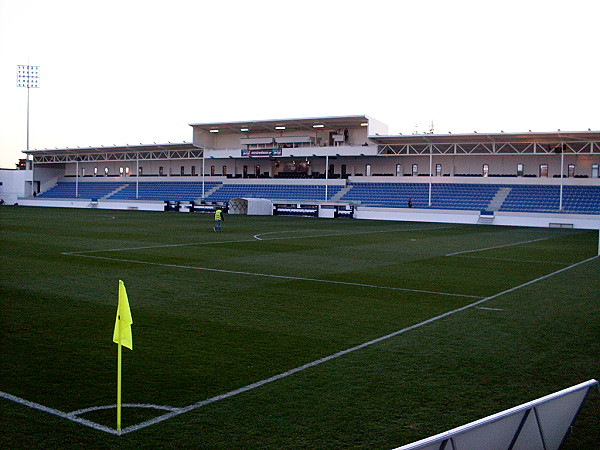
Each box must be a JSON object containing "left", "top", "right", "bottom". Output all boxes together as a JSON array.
[
  {"left": 213, "top": 207, "right": 224, "bottom": 232},
  {"left": 408, "top": 198, "right": 413, "bottom": 208}
]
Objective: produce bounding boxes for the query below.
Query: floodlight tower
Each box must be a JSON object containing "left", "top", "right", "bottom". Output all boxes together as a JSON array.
[{"left": 17, "top": 65, "right": 40, "bottom": 152}]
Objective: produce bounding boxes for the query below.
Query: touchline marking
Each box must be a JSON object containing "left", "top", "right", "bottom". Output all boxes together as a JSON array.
[
  {"left": 0, "top": 391, "right": 119, "bottom": 435},
  {"left": 2, "top": 255, "right": 597, "bottom": 435},
  {"left": 116, "top": 254, "right": 599, "bottom": 434},
  {"left": 445, "top": 237, "right": 552, "bottom": 256},
  {"left": 67, "top": 253, "right": 482, "bottom": 299},
  {"left": 453, "top": 255, "right": 569, "bottom": 266},
  {"left": 476, "top": 306, "right": 504, "bottom": 311}
]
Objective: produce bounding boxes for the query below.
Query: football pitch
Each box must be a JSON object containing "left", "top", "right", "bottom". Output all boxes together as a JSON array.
[{"left": 1, "top": 206, "right": 598, "bottom": 448}]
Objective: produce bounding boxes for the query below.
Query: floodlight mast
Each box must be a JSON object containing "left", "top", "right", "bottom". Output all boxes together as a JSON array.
[{"left": 16, "top": 65, "right": 40, "bottom": 153}]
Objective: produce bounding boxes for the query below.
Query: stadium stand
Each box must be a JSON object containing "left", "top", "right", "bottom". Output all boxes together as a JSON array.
[
  {"left": 37, "top": 182, "right": 125, "bottom": 199},
  {"left": 203, "top": 184, "right": 344, "bottom": 202},
  {"left": 35, "top": 180, "right": 600, "bottom": 214},
  {"left": 109, "top": 181, "right": 222, "bottom": 201}
]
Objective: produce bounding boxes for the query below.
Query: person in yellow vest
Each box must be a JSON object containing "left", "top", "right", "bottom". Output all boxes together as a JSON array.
[{"left": 213, "top": 208, "right": 224, "bottom": 232}]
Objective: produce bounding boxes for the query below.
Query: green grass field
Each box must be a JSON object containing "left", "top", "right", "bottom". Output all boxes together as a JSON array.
[{"left": 1, "top": 206, "right": 598, "bottom": 448}]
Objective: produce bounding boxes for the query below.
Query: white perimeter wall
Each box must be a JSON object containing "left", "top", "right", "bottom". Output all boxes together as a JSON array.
[
  {"left": 355, "top": 206, "right": 600, "bottom": 230},
  {"left": 0, "top": 169, "right": 31, "bottom": 204}
]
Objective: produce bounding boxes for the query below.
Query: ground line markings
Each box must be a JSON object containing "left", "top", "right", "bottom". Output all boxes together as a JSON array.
[
  {"left": 61, "top": 224, "right": 455, "bottom": 255},
  {"left": 3, "top": 255, "right": 596, "bottom": 435},
  {"left": 117, "top": 254, "right": 599, "bottom": 435},
  {"left": 452, "top": 255, "right": 570, "bottom": 265},
  {"left": 65, "top": 253, "right": 482, "bottom": 299},
  {"left": 445, "top": 237, "right": 552, "bottom": 256}
]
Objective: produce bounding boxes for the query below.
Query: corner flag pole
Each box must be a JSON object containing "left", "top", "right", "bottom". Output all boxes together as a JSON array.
[
  {"left": 117, "top": 342, "right": 123, "bottom": 430},
  {"left": 113, "top": 280, "right": 133, "bottom": 431}
]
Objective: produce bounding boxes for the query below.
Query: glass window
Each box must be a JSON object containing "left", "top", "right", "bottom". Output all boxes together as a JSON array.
[{"left": 539, "top": 164, "right": 548, "bottom": 177}]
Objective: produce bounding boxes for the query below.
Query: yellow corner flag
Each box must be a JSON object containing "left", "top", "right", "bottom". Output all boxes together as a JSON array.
[
  {"left": 113, "top": 280, "right": 133, "bottom": 431},
  {"left": 113, "top": 280, "right": 133, "bottom": 350}
]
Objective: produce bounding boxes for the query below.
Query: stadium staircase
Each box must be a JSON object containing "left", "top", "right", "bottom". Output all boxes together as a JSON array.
[
  {"left": 104, "top": 184, "right": 130, "bottom": 199},
  {"left": 330, "top": 185, "right": 352, "bottom": 202},
  {"left": 487, "top": 187, "right": 512, "bottom": 211},
  {"left": 196, "top": 183, "right": 223, "bottom": 201}
]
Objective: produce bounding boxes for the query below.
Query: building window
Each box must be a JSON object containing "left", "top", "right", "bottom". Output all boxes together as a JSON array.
[
  {"left": 412, "top": 164, "right": 418, "bottom": 176},
  {"left": 517, "top": 163, "right": 524, "bottom": 177},
  {"left": 592, "top": 164, "right": 599, "bottom": 178},
  {"left": 396, "top": 164, "right": 402, "bottom": 176},
  {"left": 436, "top": 163, "right": 442, "bottom": 176},
  {"left": 365, "top": 164, "right": 371, "bottom": 176},
  {"left": 539, "top": 164, "right": 548, "bottom": 177},
  {"left": 482, "top": 164, "right": 489, "bottom": 177},
  {"left": 191, "top": 165, "right": 196, "bottom": 176},
  {"left": 567, "top": 164, "right": 575, "bottom": 178}
]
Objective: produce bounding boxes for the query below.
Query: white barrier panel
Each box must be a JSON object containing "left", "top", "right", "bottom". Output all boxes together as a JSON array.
[
  {"left": 395, "top": 379, "right": 598, "bottom": 450},
  {"left": 228, "top": 198, "right": 273, "bottom": 215}
]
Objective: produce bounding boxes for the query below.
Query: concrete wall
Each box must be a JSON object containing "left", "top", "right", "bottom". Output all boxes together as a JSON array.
[
  {"left": 0, "top": 169, "right": 32, "bottom": 204},
  {"left": 354, "top": 206, "right": 600, "bottom": 230}
]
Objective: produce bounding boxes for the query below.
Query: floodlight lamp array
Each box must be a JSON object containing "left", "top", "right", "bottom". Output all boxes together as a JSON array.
[{"left": 17, "top": 65, "right": 40, "bottom": 88}]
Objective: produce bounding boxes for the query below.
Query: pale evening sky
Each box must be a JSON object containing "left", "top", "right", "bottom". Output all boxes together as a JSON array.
[{"left": 0, "top": 0, "right": 598, "bottom": 168}]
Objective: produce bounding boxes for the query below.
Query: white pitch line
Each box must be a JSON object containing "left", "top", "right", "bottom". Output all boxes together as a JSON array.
[
  {"left": 3, "top": 254, "right": 597, "bottom": 435},
  {"left": 69, "top": 403, "right": 181, "bottom": 416},
  {"left": 445, "top": 237, "right": 552, "bottom": 256},
  {"left": 63, "top": 224, "right": 454, "bottom": 255},
  {"left": 476, "top": 306, "right": 504, "bottom": 311},
  {"left": 452, "top": 255, "right": 570, "bottom": 266},
  {"left": 115, "top": 254, "right": 599, "bottom": 435},
  {"left": 0, "top": 390, "right": 119, "bottom": 435},
  {"left": 252, "top": 225, "right": 453, "bottom": 241},
  {"left": 67, "top": 253, "right": 481, "bottom": 299}
]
